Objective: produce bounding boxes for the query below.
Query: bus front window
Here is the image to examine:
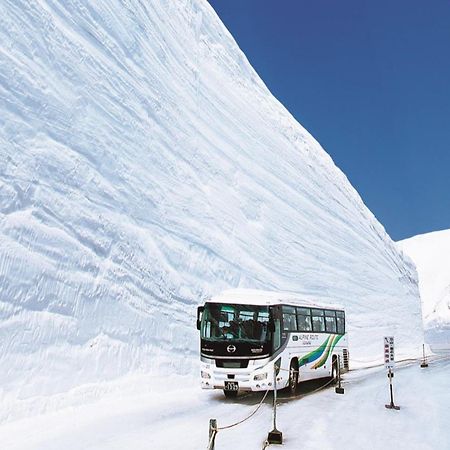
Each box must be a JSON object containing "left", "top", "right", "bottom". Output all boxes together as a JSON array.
[{"left": 201, "top": 303, "right": 270, "bottom": 343}]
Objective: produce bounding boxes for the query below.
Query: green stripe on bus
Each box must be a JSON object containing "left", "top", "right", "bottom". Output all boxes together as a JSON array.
[
  {"left": 298, "top": 336, "right": 331, "bottom": 367},
  {"left": 311, "top": 334, "right": 344, "bottom": 369}
]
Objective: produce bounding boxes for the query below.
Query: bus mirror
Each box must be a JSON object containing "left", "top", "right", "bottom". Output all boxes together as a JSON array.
[
  {"left": 268, "top": 319, "right": 275, "bottom": 333},
  {"left": 197, "top": 306, "right": 204, "bottom": 330}
]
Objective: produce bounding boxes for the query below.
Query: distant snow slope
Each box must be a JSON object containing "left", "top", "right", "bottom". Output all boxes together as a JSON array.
[
  {"left": 398, "top": 230, "right": 450, "bottom": 352},
  {"left": 0, "top": 0, "right": 422, "bottom": 420}
]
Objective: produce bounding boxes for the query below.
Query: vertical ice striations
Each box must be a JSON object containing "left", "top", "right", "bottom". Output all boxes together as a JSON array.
[{"left": 0, "top": 0, "right": 421, "bottom": 412}]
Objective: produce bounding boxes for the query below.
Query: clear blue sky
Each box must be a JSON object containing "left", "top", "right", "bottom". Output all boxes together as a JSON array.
[{"left": 208, "top": 0, "right": 450, "bottom": 241}]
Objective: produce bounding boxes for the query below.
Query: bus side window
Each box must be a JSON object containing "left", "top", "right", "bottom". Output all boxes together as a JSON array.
[
  {"left": 296, "top": 307, "right": 312, "bottom": 331},
  {"left": 324, "top": 310, "right": 337, "bottom": 333},
  {"left": 336, "top": 311, "right": 345, "bottom": 334},
  {"left": 311, "top": 309, "right": 325, "bottom": 332},
  {"left": 325, "top": 316, "right": 336, "bottom": 333},
  {"left": 282, "top": 306, "right": 297, "bottom": 331}
]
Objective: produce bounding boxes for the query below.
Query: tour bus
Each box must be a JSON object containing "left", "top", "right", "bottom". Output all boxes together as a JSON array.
[{"left": 197, "top": 289, "right": 349, "bottom": 397}]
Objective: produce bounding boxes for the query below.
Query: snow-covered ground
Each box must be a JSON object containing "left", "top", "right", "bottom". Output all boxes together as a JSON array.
[
  {"left": 0, "top": 0, "right": 424, "bottom": 431},
  {"left": 0, "top": 358, "right": 448, "bottom": 450},
  {"left": 398, "top": 230, "right": 450, "bottom": 352}
]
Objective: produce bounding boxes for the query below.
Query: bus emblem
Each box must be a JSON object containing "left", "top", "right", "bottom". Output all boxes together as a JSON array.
[{"left": 227, "top": 345, "right": 236, "bottom": 353}]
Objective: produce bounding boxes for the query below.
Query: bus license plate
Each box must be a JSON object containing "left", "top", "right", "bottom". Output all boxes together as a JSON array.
[{"left": 224, "top": 381, "right": 239, "bottom": 391}]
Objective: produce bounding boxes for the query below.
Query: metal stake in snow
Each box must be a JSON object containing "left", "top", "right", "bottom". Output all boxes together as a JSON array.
[
  {"left": 207, "top": 418, "right": 217, "bottom": 450},
  {"left": 384, "top": 336, "right": 400, "bottom": 410},
  {"left": 267, "top": 363, "right": 282, "bottom": 444},
  {"left": 420, "top": 343, "right": 429, "bottom": 368},
  {"left": 335, "top": 355, "right": 345, "bottom": 394}
]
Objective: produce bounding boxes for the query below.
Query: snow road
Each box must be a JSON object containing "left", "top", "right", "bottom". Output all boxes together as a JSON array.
[{"left": 0, "top": 358, "right": 448, "bottom": 450}]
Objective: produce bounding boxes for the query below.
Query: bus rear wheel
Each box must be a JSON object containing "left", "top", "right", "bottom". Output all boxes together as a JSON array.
[
  {"left": 288, "top": 359, "right": 299, "bottom": 395},
  {"left": 223, "top": 389, "right": 238, "bottom": 399}
]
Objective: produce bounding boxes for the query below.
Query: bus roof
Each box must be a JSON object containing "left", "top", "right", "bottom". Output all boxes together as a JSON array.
[{"left": 206, "top": 289, "right": 344, "bottom": 311}]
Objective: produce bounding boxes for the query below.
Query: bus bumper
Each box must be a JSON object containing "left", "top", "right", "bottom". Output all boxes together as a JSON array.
[{"left": 200, "top": 363, "right": 284, "bottom": 392}]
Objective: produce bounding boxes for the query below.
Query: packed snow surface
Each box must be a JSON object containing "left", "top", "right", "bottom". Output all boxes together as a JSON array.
[
  {"left": 398, "top": 230, "right": 450, "bottom": 352},
  {"left": 0, "top": 0, "right": 422, "bottom": 421},
  {"left": 0, "top": 359, "right": 448, "bottom": 450}
]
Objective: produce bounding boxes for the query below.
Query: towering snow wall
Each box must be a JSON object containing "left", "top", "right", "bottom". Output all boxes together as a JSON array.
[
  {"left": 0, "top": 0, "right": 422, "bottom": 412},
  {"left": 398, "top": 230, "right": 450, "bottom": 353}
]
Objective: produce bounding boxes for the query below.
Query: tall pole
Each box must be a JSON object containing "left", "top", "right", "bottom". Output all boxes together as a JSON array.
[
  {"left": 385, "top": 369, "right": 400, "bottom": 410},
  {"left": 335, "top": 355, "right": 344, "bottom": 394},
  {"left": 208, "top": 419, "right": 217, "bottom": 450},
  {"left": 272, "top": 364, "right": 276, "bottom": 429},
  {"left": 389, "top": 369, "right": 394, "bottom": 403},
  {"left": 267, "top": 363, "right": 283, "bottom": 444},
  {"left": 420, "top": 343, "right": 428, "bottom": 368}
]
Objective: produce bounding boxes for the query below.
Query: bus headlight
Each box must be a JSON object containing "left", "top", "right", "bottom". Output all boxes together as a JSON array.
[
  {"left": 201, "top": 370, "right": 211, "bottom": 379},
  {"left": 254, "top": 372, "right": 267, "bottom": 381}
]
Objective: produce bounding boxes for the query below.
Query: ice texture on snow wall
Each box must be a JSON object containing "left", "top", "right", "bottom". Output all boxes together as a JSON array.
[{"left": 0, "top": 0, "right": 421, "bottom": 410}]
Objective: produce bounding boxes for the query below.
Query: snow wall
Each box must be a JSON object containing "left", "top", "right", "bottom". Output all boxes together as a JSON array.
[
  {"left": 0, "top": 0, "right": 422, "bottom": 416},
  {"left": 398, "top": 230, "right": 450, "bottom": 353}
]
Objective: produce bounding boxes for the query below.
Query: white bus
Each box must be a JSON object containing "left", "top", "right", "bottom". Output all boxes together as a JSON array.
[{"left": 197, "top": 290, "right": 349, "bottom": 397}]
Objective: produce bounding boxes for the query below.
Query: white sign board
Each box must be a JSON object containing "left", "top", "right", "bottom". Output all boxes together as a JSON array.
[{"left": 384, "top": 336, "right": 395, "bottom": 370}]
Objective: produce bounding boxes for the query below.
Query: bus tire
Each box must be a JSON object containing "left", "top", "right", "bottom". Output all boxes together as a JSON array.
[
  {"left": 288, "top": 359, "right": 299, "bottom": 395},
  {"left": 223, "top": 389, "right": 238, "bottom": 399}
]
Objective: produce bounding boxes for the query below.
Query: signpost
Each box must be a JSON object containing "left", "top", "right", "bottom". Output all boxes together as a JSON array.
[
  {"left": 384, "top": 336, "right": 400, "bottom": 410},
  {"left": 384, "top": 336, "right": 395, "bottom": 370}
]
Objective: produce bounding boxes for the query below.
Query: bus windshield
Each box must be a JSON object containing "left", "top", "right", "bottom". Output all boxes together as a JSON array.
[{"left": 201, "top": 303, "right": 270, "bottom": 343}]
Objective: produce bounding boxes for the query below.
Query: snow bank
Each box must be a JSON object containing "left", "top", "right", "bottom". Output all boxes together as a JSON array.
[
  {"left": 0, "top": 0, "right": 422, "bottom": 420},
  {"left": 398, "top": 230, "right": 450, "bottom": 352}
]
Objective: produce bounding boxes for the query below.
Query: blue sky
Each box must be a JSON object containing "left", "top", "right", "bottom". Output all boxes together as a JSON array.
[{"left": 208, "top": 0, "right": 450, "bottom": 241}]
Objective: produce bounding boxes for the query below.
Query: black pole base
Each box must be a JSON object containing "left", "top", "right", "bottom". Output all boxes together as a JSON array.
[
  {"left": 420, "top": 362, "right": 428, "bottom": 368},
  {"left": 268, "top": 429, "right": 283, "bottom": 444},
  {"left": 385, "top": 403, "right": 400, "bottom": 410},
  {"left": 335, "top": 387, "right": 345, "bottom": 394}
]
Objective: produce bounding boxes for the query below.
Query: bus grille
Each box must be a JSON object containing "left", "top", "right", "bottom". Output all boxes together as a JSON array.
[{"left": 216, "top": 359, "right": 249, "bottom": 369}]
